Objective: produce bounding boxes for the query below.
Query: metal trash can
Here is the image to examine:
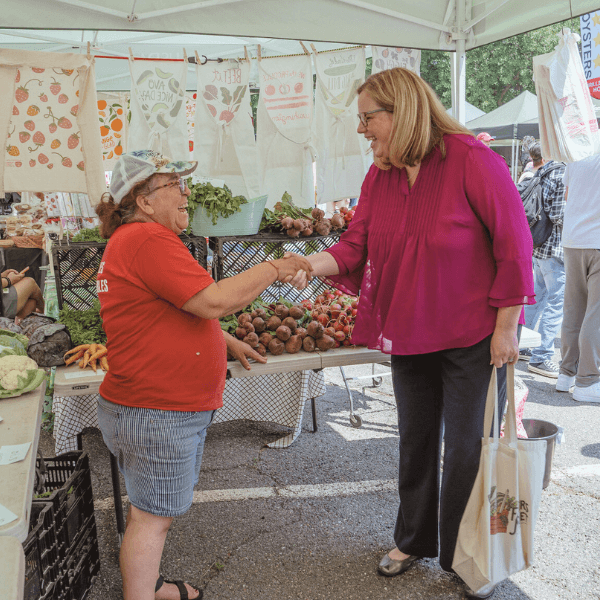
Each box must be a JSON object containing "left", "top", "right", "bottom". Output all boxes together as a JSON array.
[{"left": 521, "top": 418, "right": 559, "bottom": 489}]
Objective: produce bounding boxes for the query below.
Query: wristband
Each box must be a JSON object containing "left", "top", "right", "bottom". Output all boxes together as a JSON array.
[
  {"left": 265, "top": 261, "right": 280, "bottom": 280},
  {"left": 3, "top": 277, "right": 11, "bottom": 289}
]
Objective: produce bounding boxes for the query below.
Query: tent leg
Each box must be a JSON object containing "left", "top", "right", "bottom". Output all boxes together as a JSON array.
[{"left": 452, "top": 40, "right": 466, "bottom": 124}]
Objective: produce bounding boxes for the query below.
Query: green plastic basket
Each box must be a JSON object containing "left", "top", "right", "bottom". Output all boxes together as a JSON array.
[{"left": 190, "top": 194, "right": 268, "bottom": 237}]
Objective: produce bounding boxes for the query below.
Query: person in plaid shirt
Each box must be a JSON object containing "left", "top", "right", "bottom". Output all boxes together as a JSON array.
[{"left": 522, "top": 149, "right": 567, "bottom": 378}]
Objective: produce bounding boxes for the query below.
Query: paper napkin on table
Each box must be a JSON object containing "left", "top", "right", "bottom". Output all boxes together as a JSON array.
[
  {"left": 0, "top": 442, "right": 32, "bottom": 465},
  {"left": 0, "top": 502, "right": 18, "bottom": 526}
]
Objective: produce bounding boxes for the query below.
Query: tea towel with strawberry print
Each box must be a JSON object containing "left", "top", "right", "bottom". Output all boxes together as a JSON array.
[
  {"left": 257, "top": 54, "right": 315, "bottom": 210},
  {"left": 313, "top": 47, "right": 370, "bottom": 204},
  {"left": 194, "top": 59, "right": 260, "bottom": 200},
  {"left": 128, "top": 58, "right": 188, "bottom": 158},
  {"left": 0, "top": 48, "right": 105, "bottom": 204},
  {"left": 98, "top": 92, "right": 129, "bottom": 171},
  {"left": 371, "top": 47, "right": 421, "bottom": 75}
]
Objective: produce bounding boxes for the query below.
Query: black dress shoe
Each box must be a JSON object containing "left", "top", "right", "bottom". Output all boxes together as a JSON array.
[{"left": 377, "top": 552, "right": 419, "bottom": 577}]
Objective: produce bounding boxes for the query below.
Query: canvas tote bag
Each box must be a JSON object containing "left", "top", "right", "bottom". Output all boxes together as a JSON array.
[{"left": 452, "top": 365, "right": 546, "bottom": 593}]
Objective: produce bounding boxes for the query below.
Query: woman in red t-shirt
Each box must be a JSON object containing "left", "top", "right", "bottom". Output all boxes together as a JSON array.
[
  {"left": 94, "top": 150, "right": 312, "bottom": 600},
  {"left": 287, "top": 69, "right": 534, "bottom": 599}
]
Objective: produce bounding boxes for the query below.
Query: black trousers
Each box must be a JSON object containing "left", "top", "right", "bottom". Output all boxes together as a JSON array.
[{"left": 390, "top": 334, "right": 507, "bottom": 571}]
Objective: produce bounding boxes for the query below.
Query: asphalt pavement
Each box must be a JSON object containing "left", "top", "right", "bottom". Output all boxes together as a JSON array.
[{"left": 38, "top": 343, "right": 600, "bottom": 600}]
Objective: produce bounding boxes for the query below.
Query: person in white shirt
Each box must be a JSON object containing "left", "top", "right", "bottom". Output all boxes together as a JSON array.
[{"left": 556, "top": 154, "right": 600, "bottom": 403}]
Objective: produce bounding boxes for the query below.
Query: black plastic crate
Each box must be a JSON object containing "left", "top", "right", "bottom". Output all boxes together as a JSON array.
[
  {"left": 23, "top": 503, "right": 60, "bottom": 600},
  {"left": 57, "top": 517, "right": 100, "bottom": 600},
  {"left": 209, "top": 231, "right": 341, "bottom": 303},
  {"left": 52, "top": 235, "right": 208, "bottom": 311},
  {"left": 34, "top": 452, "right": 96, "bottom": 556}
]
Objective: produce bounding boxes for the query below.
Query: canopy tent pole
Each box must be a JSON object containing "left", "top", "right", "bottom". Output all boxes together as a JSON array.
[{"left": 451, "top": 0, "right": 467, "bottom": 124}]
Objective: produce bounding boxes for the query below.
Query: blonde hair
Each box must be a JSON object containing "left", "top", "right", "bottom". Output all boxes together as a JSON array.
[{"left": 357, "top": 68, "right": 473, "bottom": 169}]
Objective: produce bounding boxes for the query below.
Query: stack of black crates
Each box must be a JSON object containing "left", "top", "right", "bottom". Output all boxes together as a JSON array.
[
  {"left": 23, "top": 452, "right": 98, "bottom": 600},
  {"left": 51, "top": 235, "right": 208, "bottom": 311}
]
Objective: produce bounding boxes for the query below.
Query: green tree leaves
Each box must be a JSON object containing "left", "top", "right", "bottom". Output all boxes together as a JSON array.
[{"left": 420, "top": 18, "right": 581, "bottom": 112}]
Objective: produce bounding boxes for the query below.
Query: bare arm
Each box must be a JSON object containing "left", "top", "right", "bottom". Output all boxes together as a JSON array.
[
  {"left": 286, "top": 251, "right": 340, "bottom": 289},
  {"left": 490, "top": 305, "right": 522, "bottom": 368},
  {"left": 182, "top": 255, "right": 313, "bottom": 320}
]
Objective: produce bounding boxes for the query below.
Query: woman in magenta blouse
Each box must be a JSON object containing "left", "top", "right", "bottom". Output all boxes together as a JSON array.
[{"left": 290, "top": 68, "right": 534, "bottom": 599}]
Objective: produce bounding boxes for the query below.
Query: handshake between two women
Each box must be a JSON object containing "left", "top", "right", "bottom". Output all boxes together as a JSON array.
[{"left": 267, "top": 253, "right": 314, "bottom": 284}]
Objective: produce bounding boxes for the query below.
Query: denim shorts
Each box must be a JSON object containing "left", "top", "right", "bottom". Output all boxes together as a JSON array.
[{"left": 97, "top": 395, "right": 214, "bottom": 517}]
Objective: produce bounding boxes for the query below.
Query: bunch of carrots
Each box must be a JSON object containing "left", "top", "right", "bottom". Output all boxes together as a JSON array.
[{"left": 64, "top": 343, "right": 109, "bottom": 372}]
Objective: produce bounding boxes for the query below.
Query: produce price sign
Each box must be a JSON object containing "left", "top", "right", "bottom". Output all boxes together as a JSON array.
[
  {"left": 128, "top": 58, "right": 188, "bottom": 157},
  {"left": 371, "top": 47, "right": 421, "bottom": 75},
  {"left": 580, "top": 11, "right": 600, "bottom": 99}
]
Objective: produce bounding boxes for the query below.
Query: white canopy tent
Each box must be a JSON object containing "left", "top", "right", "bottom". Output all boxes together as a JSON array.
[{"left": 1, "top": 0, "right": 600, "bottom": 122}]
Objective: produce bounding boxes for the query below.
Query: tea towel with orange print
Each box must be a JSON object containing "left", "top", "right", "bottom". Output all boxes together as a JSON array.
[
  {"left": 313, "top": 47, "right": 370, "bottom": 204},
  {"left": 128, "top": 58, "right": 188, "bottom": 158},
  {"left": 194, "top": 59, "right": 260, "bottom": 199},
  {"left": 0, "top": 48, "right": 104, "bottom": 204},
  {"left": 452, "top": 366, "right": 546, "bottom": 595},
  {"left": 371, "top": 47, "right": 421, "bottom": 75},
  {"left": 256, "top": 54, "right": 315, "bottom": 209},
  {"left": 98, "top": 92, "right": 128, "bottom": 170},
  {"left": 185, "top": 94, "right": 196, "bottom": 160}
]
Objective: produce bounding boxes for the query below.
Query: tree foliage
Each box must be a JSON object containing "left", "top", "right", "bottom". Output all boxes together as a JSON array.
[{"left": 420, "top": 18, "right": 580, "bottom": 112}]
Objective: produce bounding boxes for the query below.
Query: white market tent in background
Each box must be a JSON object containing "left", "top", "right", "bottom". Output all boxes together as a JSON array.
[
  {"left": 467, "top": 90, "right": 539, "bottom": 179},
  {"left": 447, "top": 102, "right": 485, "bottom": 122},
  {"left": 467, "top": 91, "right": 539, "bottom": 139},
  {"left": 2, "top": 0, "right": 600, "bottom": 123}
]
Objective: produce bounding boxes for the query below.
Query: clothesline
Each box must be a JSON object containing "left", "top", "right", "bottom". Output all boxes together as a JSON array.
[{"left": 94, "top": 44, "right": 366, "bottom": 63}]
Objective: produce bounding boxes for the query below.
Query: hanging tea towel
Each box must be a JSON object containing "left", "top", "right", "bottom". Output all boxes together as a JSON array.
[
  {"left": 371, "top": 47, "right": 421, "bottom": 75},
  {"left": 194, "top": 59, "right": 260, "bottom": 199},
  {"left": 186, "top": 93, "right": 196, "bottom": 159},
  {"left": 128, "top": 58, "right": 188, "bottom": 159},
  {"left": 0, "top": 48, "right": 105, "bottom": 204},
  {"left": 533, "top": 29, "right": 600, "bottom": 162},
  {"left": 257, "top": 54, "right": 315, "bottom": 209},
  {"left": 98, "top": 92, "right": 129, "bottom": 170},
  {"left": 313, "top": 47, "right": 370, "bottom": 203}
]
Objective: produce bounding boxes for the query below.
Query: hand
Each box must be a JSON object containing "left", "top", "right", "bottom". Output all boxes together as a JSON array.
[
  {"left": 270, "top": 254, "right": 313, "bottom": 284},
  {"left": 283, "top": 252, "right": 310, "bottom": 289},
  {"left": 2, "top": 268, "right": 27, "bottom": 285},
  {"left": 227, "top": 337, "right": 267, "bottom": 370},
  {"left": 490, "top": 329, "right": 519, "bottom": 368}
]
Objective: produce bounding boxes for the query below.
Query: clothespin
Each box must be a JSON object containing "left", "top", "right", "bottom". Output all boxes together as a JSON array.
[
  {"left": 129, "top": 47, "right": 134, "bottom": 61},
  {"left": 244, "top": 46, "right": 250, "bottom": 63},
  {"left": 194, "top": 50, "right": 201, "bottom": 66},
  {"left": 86, "top": 41, "right": 91, "bottom": 60},
  {"left": 257, "top": 44, "right": 262, "bottom": 61},
  {"left": 310, "top": 43, "right": 318, "bottom": 55},
  {"left": 183, "top": 48, "right": 188, "bottom": 64},
  {"left": 299, "top": 41, "right": 310, "bottom": 55}
]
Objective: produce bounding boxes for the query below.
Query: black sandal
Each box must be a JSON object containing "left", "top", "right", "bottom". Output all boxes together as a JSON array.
[{"left": 155, "top": 575, "right": 203, "bottom": 600}]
